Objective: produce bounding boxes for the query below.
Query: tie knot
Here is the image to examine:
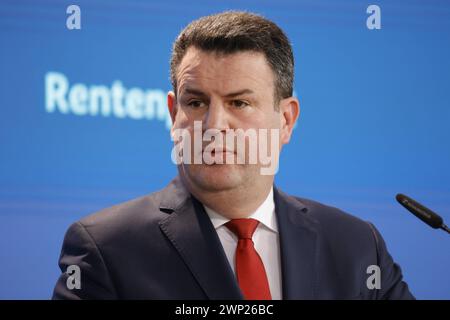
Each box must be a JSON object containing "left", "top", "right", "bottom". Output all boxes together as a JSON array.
[{"left": 225, "top": 218, "right": 259, "bottom": 240}]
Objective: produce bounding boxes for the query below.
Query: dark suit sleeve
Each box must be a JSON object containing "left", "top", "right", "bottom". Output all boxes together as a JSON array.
[
  {"left": 367, "top": 222, "right": 415, "bottom": 300},
  {"left": 52, "top": 222, "right": 118, "bottom": 299}
]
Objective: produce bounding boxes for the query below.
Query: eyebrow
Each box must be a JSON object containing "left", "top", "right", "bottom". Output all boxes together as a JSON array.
[
  {"left": 224, "top": 89, "right": 254, "bottom": 98},
  {"left": 183, "top": 88, "right": 208, "bottom": 98},
  {"left": 182, "top": 88, "right": 254, "bottom": 98}
]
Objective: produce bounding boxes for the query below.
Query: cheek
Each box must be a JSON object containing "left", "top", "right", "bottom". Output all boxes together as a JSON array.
[
  {"left": 173, "top": 108, "right": 193, "bottom": 129},
  {"left": 253, "top": 112, "right": 281, "bottom": 130},
  {"left": 235, "top": 111, "right": 272, "bottom": 129}
]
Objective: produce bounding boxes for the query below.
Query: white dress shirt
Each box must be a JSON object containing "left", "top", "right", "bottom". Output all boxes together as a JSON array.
[{"left": 203, "top": 188, "right": 282, "bottom": 300}]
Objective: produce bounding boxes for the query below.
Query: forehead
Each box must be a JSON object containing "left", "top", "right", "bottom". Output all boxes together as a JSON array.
[{"left": 176, "top": 47, "right": 275, "bottom": 95}]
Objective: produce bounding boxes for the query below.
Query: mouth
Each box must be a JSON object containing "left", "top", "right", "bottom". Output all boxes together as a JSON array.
[
  {"left": 209, "top": 149, "right": 236, "bottom": 154},
  {"left": 202, "top": 146, "right": 236, "bottom": 155},
  {"left": 201, "top": 148, "right": 237, "bottom": 165},
  {"left": 206, "top": 150, "right": 237, "bottom": 161}
]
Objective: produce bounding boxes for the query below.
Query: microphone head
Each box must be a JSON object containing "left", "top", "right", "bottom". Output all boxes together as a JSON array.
[{"left": 396, "top": 193, "right": 443, "bottom": 229}]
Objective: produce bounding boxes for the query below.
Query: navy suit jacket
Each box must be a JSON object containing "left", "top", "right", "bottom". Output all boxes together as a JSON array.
[{"left": 52, "top": 176, "right": 414, "bottom": 299}]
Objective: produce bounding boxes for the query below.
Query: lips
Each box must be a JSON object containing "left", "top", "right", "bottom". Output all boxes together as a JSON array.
[
  {"left": 209, "top": 148, "right": 235, "bottom": 154},
  {"left": 202, "top": 145, "right": 236, "bottom": 154}
]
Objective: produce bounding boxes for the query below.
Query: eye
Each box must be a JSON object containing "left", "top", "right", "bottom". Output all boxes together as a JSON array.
[
  {"left": 230, "top": 100, "right": 249, "bottom": 109},
  {"left": 187, "top": 100, "right": 206, "bottom": 108}
]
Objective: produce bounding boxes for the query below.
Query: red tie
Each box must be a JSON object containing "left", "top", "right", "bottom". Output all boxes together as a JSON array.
[{"left": 225, "top": 218, "right": 272, "bottom": 300}]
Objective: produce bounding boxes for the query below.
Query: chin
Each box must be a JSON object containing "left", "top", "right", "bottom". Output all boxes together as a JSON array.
[{"left": 184, "top": 164, "right": 245, "bottom": 192}]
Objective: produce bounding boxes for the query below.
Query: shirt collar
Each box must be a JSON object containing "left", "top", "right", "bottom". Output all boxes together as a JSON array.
[{"left": 203, "top": 187, "right": 278, "bottom": 233}]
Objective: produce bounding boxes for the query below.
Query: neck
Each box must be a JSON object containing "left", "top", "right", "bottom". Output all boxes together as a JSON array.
[{"left": 180, "top": 173, "right": 273, "bottom": 219}]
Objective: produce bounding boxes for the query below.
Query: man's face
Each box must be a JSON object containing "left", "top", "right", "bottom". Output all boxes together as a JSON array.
[{"left": 168, "top": 46, "right": 296, "bottom": 193}]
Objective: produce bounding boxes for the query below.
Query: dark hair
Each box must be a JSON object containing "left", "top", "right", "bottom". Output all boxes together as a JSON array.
[{"left": 170, "top": 11, "right": 294, "bottom": 105}]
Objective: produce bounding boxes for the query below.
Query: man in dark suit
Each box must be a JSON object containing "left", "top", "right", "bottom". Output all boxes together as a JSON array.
[{"left": 53, "top": 11, "right": 414, "bottom": 300}]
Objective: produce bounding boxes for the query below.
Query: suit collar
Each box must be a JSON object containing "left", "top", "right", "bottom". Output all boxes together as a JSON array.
[{"left": 158, "top": 175, "right": 191, "bottom": 212}]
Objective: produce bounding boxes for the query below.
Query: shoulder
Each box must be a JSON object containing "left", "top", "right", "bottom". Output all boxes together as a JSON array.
[
  {"left": 298, "top": 196, "right": 372, "bottom": 229},
  {"left": 70, "top": 186, "right": 170, "bottom": 246},
  {"left": 286, "top": 194, "right": 378, "bottom": 247}
]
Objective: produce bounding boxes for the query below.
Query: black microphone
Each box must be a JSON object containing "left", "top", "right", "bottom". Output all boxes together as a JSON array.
[{"left": 396, "top": 193, "right": 450, "bottom": 234}]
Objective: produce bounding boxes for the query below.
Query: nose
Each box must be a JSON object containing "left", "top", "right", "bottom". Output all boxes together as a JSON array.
[{"left": 203, "top": 99, "right": 230, "bottom": 132}]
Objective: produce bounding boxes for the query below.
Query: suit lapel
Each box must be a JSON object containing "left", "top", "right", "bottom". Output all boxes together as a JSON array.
[
  {"left": 274, "top": 186, "right": 319, "bottom": 300},
  {"left": 158, "top": 177, "right": 243, "bottom": 299}
]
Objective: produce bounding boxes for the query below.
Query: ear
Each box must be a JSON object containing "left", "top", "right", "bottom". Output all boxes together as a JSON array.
[
  {"left": 167, "top": 91, "right": 178, "bottom": 136},
  {"left": 279, "top": 97, "right": 300, "bottom": 145}
]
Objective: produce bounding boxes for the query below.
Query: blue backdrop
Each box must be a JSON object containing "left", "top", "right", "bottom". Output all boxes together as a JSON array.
[{"left": 1, "top": 0, "right": 449, "bottom": 299}]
